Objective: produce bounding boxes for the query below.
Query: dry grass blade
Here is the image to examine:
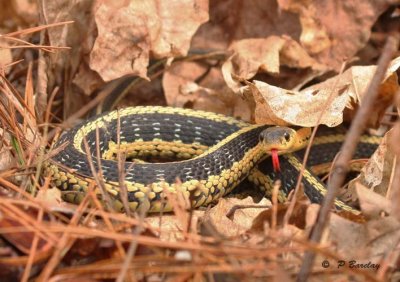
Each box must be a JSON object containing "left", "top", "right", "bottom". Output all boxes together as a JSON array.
[{"left": 1, "top": 21, "right": 74, "bottom": 37}]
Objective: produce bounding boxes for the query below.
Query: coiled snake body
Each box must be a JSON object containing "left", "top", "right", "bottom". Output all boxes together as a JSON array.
[{"left": 45, "top": 106, "right": 379, "bottom": 213}]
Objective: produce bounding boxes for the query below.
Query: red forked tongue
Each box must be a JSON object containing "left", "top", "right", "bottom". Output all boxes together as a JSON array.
[{"left": 271, "top": 149, "right": 280, "bottom": 172}]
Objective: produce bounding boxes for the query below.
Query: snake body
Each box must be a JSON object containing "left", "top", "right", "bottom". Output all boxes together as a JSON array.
[{"left": 45, "top": 106, "right": 379, "bottom": 213}]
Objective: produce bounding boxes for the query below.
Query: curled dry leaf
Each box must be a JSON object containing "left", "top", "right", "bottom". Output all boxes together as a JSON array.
[
  {"left": 227, "top": 37, "right": 287, "bottom": 78},
  {"left": 202, "top": 197, "right": 270, "bottom": 237},
  {"left": 191, "top": 0, "right": 302, "bottom": 51},
  {"left": 36, "top": 187, "right": 63, "bottom": 206},
  {"left": 346, "top": 128, "right": 395, "bottom": 201},
  {"left": 145, "top": 211, "right": 204, "bottom": 241},
  {"left": 242, "top": 57, "right": 400, "bottom": 126},
  {"left": 90, "top": 0, "right": 209, "bottom": 81},
  {"left": 222, "top": 36, "right": 326, "bottom": 93},
  {"left": 355, "top": 183, "right": 392, "bottom": 219},
  {"left": 163, "top": 61, "right": 251, "bottom": 120},
  {"left": 278, "top": 0, "right": 393, "bottom": 70}
]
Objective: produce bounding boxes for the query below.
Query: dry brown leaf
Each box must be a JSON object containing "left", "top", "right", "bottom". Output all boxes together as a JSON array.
[
  {"left": 42, "top": 0, "right": 98, "bottom": 115},
  {"left": 329, "top": 211, "right": 400, "bottom": 269},
  {"left": 0, "top": 215, "right": 49, "bottom": 254},
  {"left": 202, "top": 197, "right": 270, "bottom": 237},
  {"left": 355, "top": 183, "right": 392, "bottom": 219},
  {"left": 72, "top": 61, "right": 104, "bottom": 96},
  {"left": 328, "top": 183, "right": 400, "bottom": 267},
  {"left": 191, "top": 0, "right": 302, "bottom": 51},
  {"left": 43, "top": 0, "right": 208, "bottom": 108},
  {"left": 278, "top": 0, "right": 393, "bottom": 70},
  {"left": 227, "top": 37, "right": 287, "bottom": 78},
  {"left": 90, "top": 1, "right": 151, "bottom": 81},
  {"left": 90, "top": 0, "right": 208, "bottom": 81},
  {"left": 145, "top": 211, "right": 204, "bottom": 241},
  {"left": 365, "top": 216, "right": 400, "bottom": 269},
  {"left": 163, "top": 61, "right": 251, "bottom": 120},
  {"left": 328, "top": 213, "right": 370, "bottom": 258},
  {"left": 347, "top": 128, "right": 395, "bottom": 200},
  {"left": 251, "top": 201, "right": 313, "bottom": 233},
  {"left": 148, "top": 1, "right": 209, "bottom": 59},
  {"left": 222, "top": 36, "right": 326, "bottom": 91},
  {"left": 193, "top": 0, "right": 392, "bottom": 74},
  {"left": 242, "top": 57, "right": 400, "bottom": 126},
  {"left": 36, "top": 187, "right": 63, "bottom": 206}
]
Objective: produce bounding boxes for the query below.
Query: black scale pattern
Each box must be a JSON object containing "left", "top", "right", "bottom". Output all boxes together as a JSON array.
[
  {"left": 296, "top": 142, "right": 378, "bottom": 167},
  {"left": 257, "top": 155, "right": 326, "bottom": 203},
  {"left": 295, "top": 125, "right": 379, "bottom": 166},
  {"left": 52, "top": 111, "right": 267, "bottom": 185},
  {"left": 80, "top": 113, "right": 243, "bottom": 155}
]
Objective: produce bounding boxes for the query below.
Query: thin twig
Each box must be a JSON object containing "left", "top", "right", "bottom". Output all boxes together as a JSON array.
[{"left": 297, "top": 34, "right": 399, "bottom": 282}]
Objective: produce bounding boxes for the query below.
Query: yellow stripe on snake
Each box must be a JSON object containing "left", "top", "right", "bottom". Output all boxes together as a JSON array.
[{"left": 44, "top": 106, "right": 380, "bottom": 213}]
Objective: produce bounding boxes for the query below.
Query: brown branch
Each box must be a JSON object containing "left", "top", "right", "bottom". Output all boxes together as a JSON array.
[{"left": 297, "top": 34, "right": 400, "bottom": 282}]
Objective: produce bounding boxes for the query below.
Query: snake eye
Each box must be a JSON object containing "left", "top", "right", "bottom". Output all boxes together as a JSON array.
[{"left": 284, "top": 132, "right": 290, "bottom": 141}]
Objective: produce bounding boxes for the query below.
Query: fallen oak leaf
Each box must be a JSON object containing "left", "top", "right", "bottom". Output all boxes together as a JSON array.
[
  {"left": 278, "top": 0, "right": 394, "bottom": 70},
  {"left": 222, "top": 36, "right": 326, "bottom": 94},
  {"left": 227, "top": 37, "right": 286, "bottom": 78},
  {"left": 241, "top": 57, "right": 400, "bottom": 126},
  {"left": 191, "top": 0, "right": 302, "bottom": 52},
  {"left": 90, "top": 0, "right": 209, "bottom": 81}
]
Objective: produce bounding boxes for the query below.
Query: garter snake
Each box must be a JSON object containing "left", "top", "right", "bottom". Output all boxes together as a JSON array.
[{"left": 45, "top": 106, "right": 379, "bottom": 213}]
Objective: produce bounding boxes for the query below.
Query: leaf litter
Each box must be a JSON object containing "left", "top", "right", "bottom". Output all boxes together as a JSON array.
[{"left": 0, "top": 0, "right": 399, "bottom": 281}]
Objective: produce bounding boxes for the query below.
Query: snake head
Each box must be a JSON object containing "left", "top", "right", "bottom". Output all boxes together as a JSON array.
[{"left": 260, "top": 126, "right": 311, "bottom": 154}]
